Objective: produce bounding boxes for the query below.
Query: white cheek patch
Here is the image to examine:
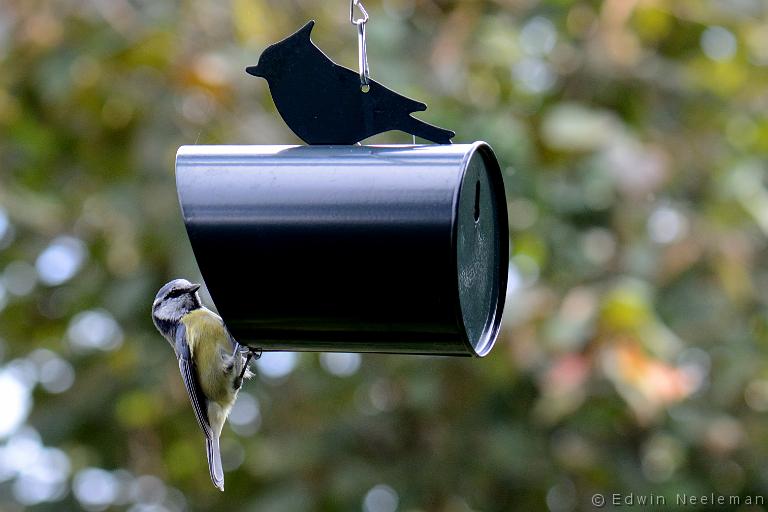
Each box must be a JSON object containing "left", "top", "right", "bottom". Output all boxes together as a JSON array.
[{"left": 156, "top": 298, "right": 180, "bottom": 321}]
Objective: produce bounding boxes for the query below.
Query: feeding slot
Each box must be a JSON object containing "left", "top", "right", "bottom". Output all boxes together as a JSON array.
[{"left": 474, "top": 180, "right": 481, "bottom": 222}]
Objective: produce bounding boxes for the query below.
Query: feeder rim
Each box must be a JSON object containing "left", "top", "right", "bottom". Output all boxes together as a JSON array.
[{"left": 450, "top": 141, "right": 507, "bottom": 358}]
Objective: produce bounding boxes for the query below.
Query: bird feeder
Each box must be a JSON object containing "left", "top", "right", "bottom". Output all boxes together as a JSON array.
[{"left": 175, "top": 142, "right": 508, "bottom": 357}]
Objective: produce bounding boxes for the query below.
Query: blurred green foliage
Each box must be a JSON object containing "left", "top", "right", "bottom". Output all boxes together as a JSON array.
[{"left": 1, "top": 0, "right": 768, "bottom": 511}]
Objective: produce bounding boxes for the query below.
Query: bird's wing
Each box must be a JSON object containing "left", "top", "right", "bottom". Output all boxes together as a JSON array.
[
  {"left": 369, "top": 80, "right": 427, "bottom": 114},
  {"left": 326, "top": 59, "right": 427, "bottom": 114},
  {"left": 174, "top": 323, "right": 213, "bottom": 440}
]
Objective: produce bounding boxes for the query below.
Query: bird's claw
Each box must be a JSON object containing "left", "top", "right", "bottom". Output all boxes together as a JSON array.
[{"left": 236, "top": 347, "right": 262, "bottom": 384}]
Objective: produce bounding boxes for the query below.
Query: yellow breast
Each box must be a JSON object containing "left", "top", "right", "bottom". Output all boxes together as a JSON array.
[{"left": 181, "top": 308, "right": 236, "bottom": 404}]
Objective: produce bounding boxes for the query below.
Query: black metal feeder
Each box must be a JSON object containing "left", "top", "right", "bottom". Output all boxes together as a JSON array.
[{"left": 175, "top": 142, "right": 508, "bottom": 356}]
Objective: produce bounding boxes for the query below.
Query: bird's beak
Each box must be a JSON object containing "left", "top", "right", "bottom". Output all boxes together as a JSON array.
[
  {"left": 189, "top": 283, "right": 201, "bottom": 293},
  {"left": 246, "top": 65, "right": 263, "bottom": 77}
]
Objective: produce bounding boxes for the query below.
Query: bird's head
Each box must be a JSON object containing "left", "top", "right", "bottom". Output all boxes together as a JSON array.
[
  {"left": 152, "top": 279, "right": 202, "bottom": 335},
  {"left": 246, "top": 20, "right": 315, "bottom": 82}
]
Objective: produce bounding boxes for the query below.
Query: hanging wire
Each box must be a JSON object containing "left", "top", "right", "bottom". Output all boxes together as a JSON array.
[{"left": 350, "top": 0, "right": 370, "bottom": 87}]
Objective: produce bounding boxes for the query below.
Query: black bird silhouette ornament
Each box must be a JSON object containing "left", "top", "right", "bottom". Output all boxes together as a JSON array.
[{"left": 246, "top": 20, "right": 455, "bottom": 145}]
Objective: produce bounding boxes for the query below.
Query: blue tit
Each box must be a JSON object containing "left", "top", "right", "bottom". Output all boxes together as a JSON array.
[{"left": 152, "top": 278, "right": 257, "bottom": 491}]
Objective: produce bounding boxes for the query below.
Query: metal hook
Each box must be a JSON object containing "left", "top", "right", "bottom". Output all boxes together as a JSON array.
[
  {"left": 357, "top": 22, "right": 370, "bottom": 86},
  {"left": 350, "top": 0, "right": 369, "bottom": 25},
  {"left": 350, "top": 0, "right": 370, "bottom": 86}
]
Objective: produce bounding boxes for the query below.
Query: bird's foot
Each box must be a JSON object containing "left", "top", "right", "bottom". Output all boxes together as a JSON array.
[{"left": 236, "top": 347, "right": 261, "bottom": 385}]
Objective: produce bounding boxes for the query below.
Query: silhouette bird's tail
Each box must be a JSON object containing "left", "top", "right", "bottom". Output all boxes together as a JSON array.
[
  {"left": 401, "top": 116, "right": 454, "bottom": 144},
  {"left": 206, "top": 435, "right": 225, "bottom": 491}
]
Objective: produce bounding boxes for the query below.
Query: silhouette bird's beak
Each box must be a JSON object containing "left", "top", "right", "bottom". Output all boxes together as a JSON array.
[{"left": 246, "top": 65, "right": 263, "bottom": 77}]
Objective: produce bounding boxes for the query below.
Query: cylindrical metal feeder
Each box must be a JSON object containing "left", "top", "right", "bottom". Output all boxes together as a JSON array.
[{"left": 175, "top": 143, "right": 508, "bottom": 356}]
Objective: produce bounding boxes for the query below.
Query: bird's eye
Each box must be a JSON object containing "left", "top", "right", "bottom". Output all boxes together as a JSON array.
[{"left": 167, "top": 289, "right": 183, "bottom": 299}]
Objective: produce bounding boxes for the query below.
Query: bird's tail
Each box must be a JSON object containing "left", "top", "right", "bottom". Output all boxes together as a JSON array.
[
  {"left": 206, "top": 435, "right": 225, "bottom": 491},
  {"left": 401, "top": 116, "right": 455, "bottom": 144}
]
